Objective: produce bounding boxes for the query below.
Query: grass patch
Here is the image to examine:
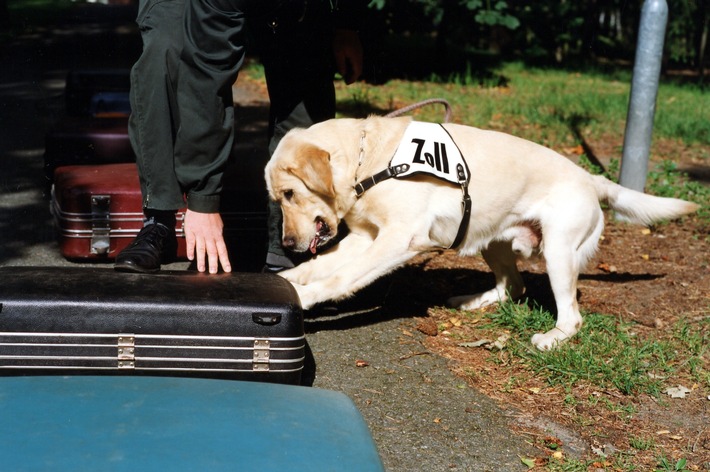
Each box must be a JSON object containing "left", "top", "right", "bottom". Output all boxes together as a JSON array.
[
  {"left": 646, "top": 160, "right": 710, "bottom": 225},
  {"left": 483, "top": 299, "right": 708, "bottom": 397},
  {"left": 335, "top": 62, "right": 709, "bottom": 147},
  {"left": 470, "top": 300, "right": 708, "bottom": 470}
]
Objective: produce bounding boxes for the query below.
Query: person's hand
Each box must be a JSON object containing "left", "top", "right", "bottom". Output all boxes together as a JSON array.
[
  {"left": 332, "top": 29, "right": 363, "bottom": 85},
  {"left": 184, "top": 209, "right": 232, "bottom": 274}
]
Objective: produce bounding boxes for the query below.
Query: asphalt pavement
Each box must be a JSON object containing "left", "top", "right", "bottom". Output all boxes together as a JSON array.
[{"left": 0, "top": 4, "right": 552, "bottom": 470}]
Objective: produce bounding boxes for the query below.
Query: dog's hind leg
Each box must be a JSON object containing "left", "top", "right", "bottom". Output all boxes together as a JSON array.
[
  {"left": 530, "top": 241, "right": 583, "bottom": 351},
  {"left": 530, "top": 211, "right": 602, "bottom": 351},
  {"left": 447, "top": 240, "right": 525, "bottom": 310}
]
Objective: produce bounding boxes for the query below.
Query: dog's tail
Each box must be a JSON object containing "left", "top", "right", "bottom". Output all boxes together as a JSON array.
[{"left": 592, "top": 175, "right": 700, "bottom": 225}]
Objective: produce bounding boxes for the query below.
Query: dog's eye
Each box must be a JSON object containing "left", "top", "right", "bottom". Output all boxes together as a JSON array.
[{"left": 283, "top": 190, "right": 294, "bottom": 201}]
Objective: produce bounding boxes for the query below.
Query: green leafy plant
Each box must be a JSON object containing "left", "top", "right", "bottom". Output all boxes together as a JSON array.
[{"left": 655, "top": 456, "right": 690, "bottom": 472}]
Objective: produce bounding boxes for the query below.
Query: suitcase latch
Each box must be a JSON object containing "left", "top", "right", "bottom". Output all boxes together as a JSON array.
[
  {"left": 117, "top": 334, "right": 136, "bottom": 369},
  {"left": 253, "top": 339, "right": 270, "bottom": 372},
  {"left": 91, "top": 195, "right": 111, "bottom": 255}
]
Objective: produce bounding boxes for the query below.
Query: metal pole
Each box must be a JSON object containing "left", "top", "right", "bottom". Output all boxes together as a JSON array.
[{"left": 618, "top": 0, "right": 668, "bottom": 192}]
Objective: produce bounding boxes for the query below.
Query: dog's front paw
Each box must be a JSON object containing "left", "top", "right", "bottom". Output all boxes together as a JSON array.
[
  {"left": 277, "top": 268, "right": 299, "bottom": 283},
  {"left": 287, "top": 282, "right": 318, "bottom": 310},
  {"left": 278, "top": 266, "right": 313, "bottom": 286}
]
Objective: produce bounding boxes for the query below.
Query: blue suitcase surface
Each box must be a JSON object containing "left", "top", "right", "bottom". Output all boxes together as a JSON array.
[{"left": 0, "top": 376, "right": 384, "bottom": 471}]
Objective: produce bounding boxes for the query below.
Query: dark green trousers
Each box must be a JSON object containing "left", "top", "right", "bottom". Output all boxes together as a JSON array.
[
  {"left": 250, "top": 5, "right": 337, "bottom": 267},
  {"left": 129, "top": 0, "right": 248, "bottom": 214}
]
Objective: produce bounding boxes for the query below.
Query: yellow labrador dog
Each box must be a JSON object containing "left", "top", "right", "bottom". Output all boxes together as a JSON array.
[{"left": 265, "top": 116, "right": 699, "bottom": 350}]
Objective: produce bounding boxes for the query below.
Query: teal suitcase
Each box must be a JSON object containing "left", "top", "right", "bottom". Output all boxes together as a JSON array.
[{"left": 0, "top": 376, "right": 384, "bottom": 471}]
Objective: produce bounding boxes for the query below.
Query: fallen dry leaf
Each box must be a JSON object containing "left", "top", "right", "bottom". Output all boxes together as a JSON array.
[
  {"left": 664, "top": 385, "right": 691, "bottom": 398},
  {"left": 563, "top": 144, "right": 585, "bottom": 155},
  {"left": 416, "top": 318, "right": 438, "bottom": 337},
  {"left": 459, "top": 333, "right": 509, "bottom": 351},
  {"left": 459, "top": 339, "right": 492, "bottom": 348}
]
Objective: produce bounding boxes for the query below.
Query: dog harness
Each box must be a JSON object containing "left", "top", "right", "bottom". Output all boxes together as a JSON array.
[{"left": 354, "top": 121, "right": 472, "bottom": 249}]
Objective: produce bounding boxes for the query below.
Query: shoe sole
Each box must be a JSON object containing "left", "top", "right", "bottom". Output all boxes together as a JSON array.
[{"left": 114, "top": 261, "right": 160, "bottom": 274}]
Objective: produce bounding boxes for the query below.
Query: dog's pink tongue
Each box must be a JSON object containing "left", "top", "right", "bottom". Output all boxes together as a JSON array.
[
  {"left": 309, "top": 237, "right": 318, "bottom": 254},
  {"left": 309, "top": 221, "right": 323, "bottom": 254}
]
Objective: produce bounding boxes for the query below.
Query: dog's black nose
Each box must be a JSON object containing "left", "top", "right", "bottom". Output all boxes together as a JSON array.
[{"left": 282, "top": 236, "right": 296, "bottom": 249}]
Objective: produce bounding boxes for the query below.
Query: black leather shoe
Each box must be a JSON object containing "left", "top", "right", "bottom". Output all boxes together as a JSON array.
[{"left": 114, "top": 222, "right": 177, "bottom": 273}]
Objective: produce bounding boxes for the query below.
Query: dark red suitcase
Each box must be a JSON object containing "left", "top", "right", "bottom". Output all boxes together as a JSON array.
[
  {"left": 50, "top": 163, "right": 268, "bottom": 269},
  {"left": 0, "top": 266, "right": 306, "bottom": 385}
]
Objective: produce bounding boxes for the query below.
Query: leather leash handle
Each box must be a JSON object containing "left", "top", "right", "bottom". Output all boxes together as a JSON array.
[{"left": 384, "top": 98, "right": 453, "bottom": 123}]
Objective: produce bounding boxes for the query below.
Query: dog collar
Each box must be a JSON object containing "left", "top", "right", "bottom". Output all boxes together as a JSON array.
[{"left": 354, "top": 122, "right": 472, "bottom": 249}]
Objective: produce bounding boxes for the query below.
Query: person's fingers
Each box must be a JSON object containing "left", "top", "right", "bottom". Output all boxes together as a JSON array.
[
  {"left": 195, "top": 235, "right": 207, "bottom": 272},
  {"left": 217, "top": 239, "right": 231, "bottom": 273},
  {"left": 185, "top": 229, "right": 196, "bottom": 262},
  {"left": 184, "top": 209, "right": 231, "bottom": 273}
]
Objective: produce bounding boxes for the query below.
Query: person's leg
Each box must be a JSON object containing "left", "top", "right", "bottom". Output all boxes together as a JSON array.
[
  {"left": 116, "top": 0, "right": 186, "bottom": 273},
  {"left": 172, "top": 0, "right": 251, "bottom": 273},
  {"left": 129, "top": 0, "right": 186, "bottom": 214},
  {"left": 253, "top": 7, "right": 336, "bottom": 270},
  {"left": 173, "top": 0, "right": 248, "bottom": 213}
]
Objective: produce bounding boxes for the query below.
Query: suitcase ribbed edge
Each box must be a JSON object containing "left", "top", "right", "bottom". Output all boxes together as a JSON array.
[{"left": 0, "top": 332, "right": 305, "bottom": 374}]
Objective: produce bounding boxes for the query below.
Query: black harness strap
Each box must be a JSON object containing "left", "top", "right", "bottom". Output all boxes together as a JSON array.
[
  {"left": 354, "top": 164, "right": 409, "bottom": 197},
  {"left": 354, "top": 162, "right": 472, "bottom": 250},
  {"left": 451, "top": 179, "right": 471, "bottom": 249}
]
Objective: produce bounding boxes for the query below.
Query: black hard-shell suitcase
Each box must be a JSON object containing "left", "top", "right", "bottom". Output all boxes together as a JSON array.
[{"left": 0, "top": 267, "right": 305, "bottom": 385}]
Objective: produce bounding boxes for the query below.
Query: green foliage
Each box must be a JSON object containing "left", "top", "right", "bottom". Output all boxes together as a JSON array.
[
  {"left": 465, "top": 0, "right": 519, "bottom": 30},
  {"left": 368, "top": 0, "right": 707, "bottom": 71}
]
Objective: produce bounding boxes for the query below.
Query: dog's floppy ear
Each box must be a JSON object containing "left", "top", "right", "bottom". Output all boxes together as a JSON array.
[{"left": 287, "top": 145, "right": 336, "bottom": 199}]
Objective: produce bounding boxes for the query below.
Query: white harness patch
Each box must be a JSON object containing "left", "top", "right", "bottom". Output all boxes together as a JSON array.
[
  {"left": 353, "top": 121, "right": 472, "bottom": 249},
  {"left": 390, "top": 121, "right": 470, "bottom": 185}
]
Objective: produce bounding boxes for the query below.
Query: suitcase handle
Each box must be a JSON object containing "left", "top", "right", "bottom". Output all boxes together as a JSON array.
[{"left": 252, "top": 312, "right": 282, "bottom": 326}]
